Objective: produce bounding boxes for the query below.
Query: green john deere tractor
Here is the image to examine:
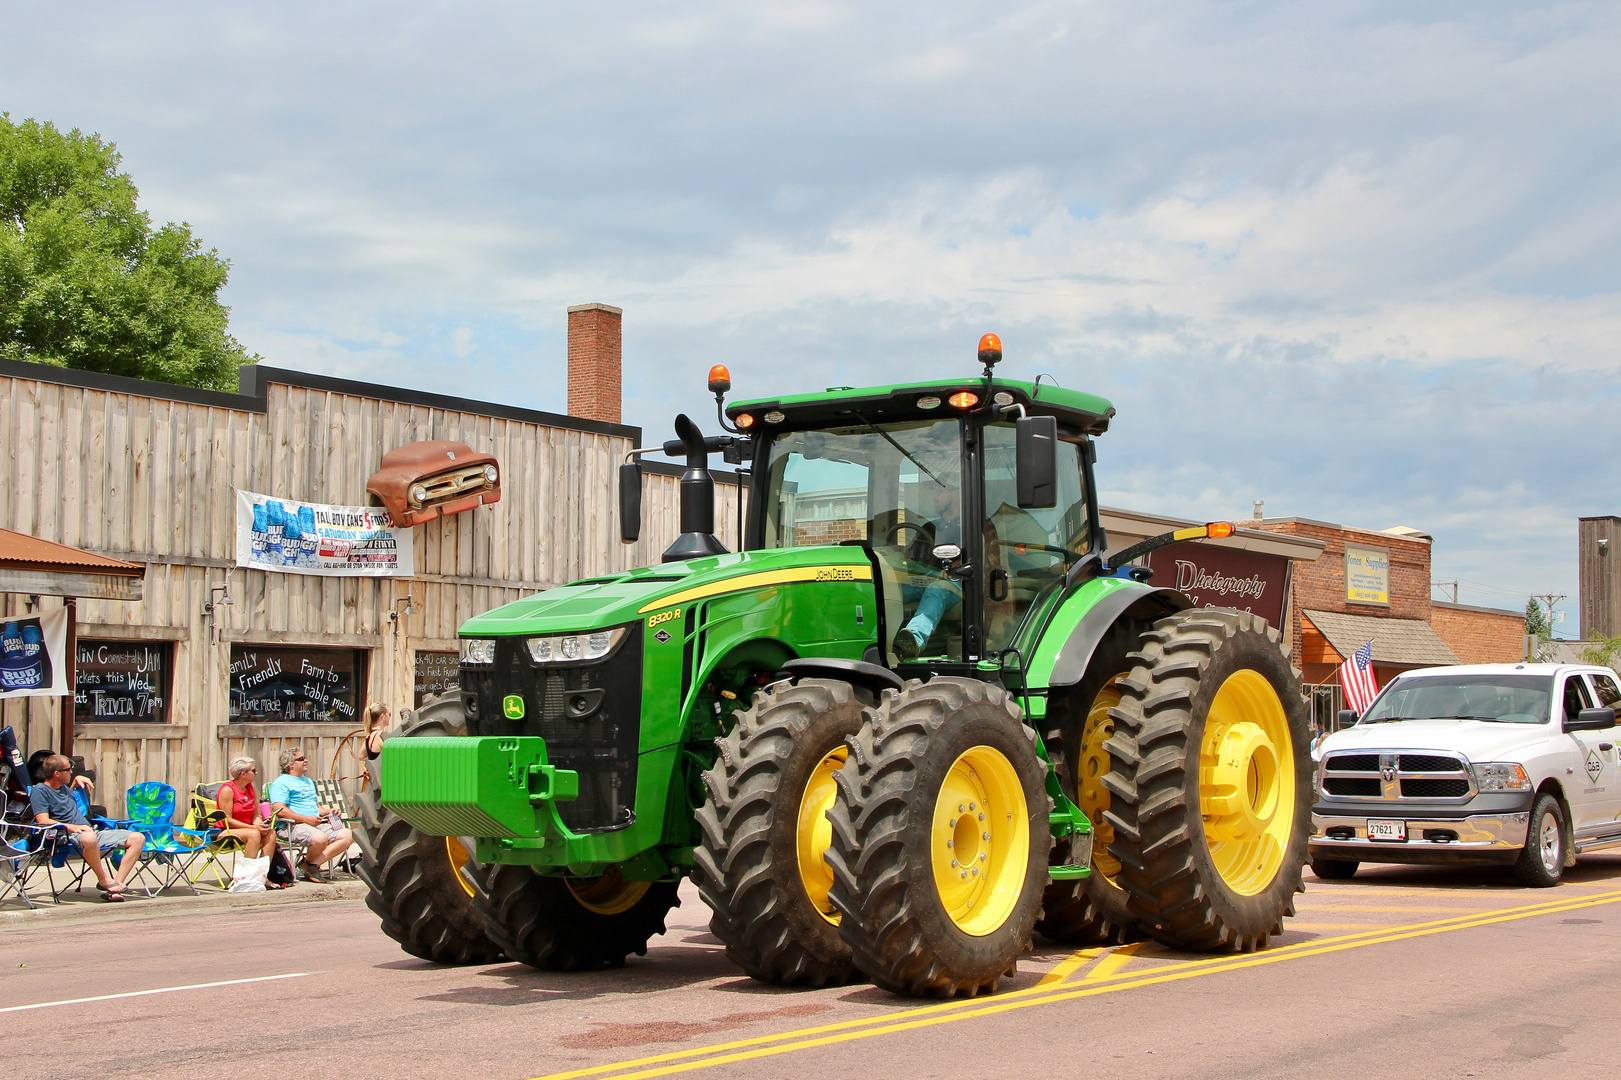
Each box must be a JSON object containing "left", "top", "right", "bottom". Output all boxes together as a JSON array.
[{"left": 359, "top": 335, "right": 1312, "bottom": 997}]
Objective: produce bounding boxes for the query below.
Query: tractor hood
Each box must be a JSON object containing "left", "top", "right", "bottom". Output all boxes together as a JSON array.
[
  {"left": 1320, "top": 719, "right": 1556, "bottom": 763},
  {"left": 458, "top": 545, "right": 874, "bottom": 637}
]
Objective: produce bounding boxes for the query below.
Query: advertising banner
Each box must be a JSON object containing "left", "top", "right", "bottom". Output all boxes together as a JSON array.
[
  {"left": 1146, "top": 543, "right": 1291, "bottom": 627},
  {"left": 235, "top": 489, "right": 414, "bottom": 577},
  {"left": 1344, "top": 545, "right": 1390, "bottom": 606},
  {"left": 0, "top": 607, "right": 70, "bottom": 699}
]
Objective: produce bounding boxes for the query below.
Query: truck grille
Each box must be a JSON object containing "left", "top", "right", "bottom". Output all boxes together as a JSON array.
[
  {"left": 1320, "top": 750, "right": 1473, "bottom": 802},
  {"left": 460, "top": 626, "right": 643, "bottom": 833}
]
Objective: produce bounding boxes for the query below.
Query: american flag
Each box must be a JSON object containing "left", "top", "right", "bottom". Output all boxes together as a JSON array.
[{"left": 1339, "top": 640, "right": 1379, "bottom": 713}]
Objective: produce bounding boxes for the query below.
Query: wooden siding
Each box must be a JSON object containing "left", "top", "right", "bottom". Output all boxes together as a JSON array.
[{"left": 0, "top": 370, "right": 746, "bottom": 817}]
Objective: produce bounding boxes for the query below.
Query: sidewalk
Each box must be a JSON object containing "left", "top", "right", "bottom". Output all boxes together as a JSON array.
[{"left": 0, "top": 855, "right": 368, "bottom": 927}]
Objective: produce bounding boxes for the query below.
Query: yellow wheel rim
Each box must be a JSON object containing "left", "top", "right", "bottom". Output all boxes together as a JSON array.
[
  {"left": 446, "top": 836, "right": 477, "bottom": 899},
  {"left": 1079, "top": 677, "right": 1124, "bottom": 881},
  {"left": 1200, "top": 669, "right": 1294, "bottom": 896},
  {"left": 797, "top": 746, "right": 846, "bottom": 925},
  {"left": 931, "top": 745, "right": 1030, "bottom": 936},
  {"left": 567, "top": 868, "right": 651, "bottom": 915}
]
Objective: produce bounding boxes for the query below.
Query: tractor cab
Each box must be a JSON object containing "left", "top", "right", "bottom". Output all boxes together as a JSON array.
[{"left": 729, "top": 360, "right": 1114, "bottom": 673}]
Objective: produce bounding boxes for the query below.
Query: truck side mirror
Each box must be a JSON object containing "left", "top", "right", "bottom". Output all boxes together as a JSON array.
[
  {"left": 1016, "top": 415, "right": 1057, "bottom": 508},
  {"left": 1337, "top": 709, "right": 1359, "bottom": 727},
  {"left": 618, "top": 461, "right": 642, "bottom": 544},
  {"left": 1566, "top": 706, "right": 1616, "bottom": 732}
]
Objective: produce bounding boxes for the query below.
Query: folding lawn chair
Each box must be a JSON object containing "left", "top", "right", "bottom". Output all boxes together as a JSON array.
[
  {"left": 104, "top": 782, "right": 211, "bottom": 896},
  {"left": 184, "top": 781, "right": 242, "bottom": 888},
  {"left": 0, "top": 819, "right": 49, "bottom": 909},
  {"left": 311, "top": 777, "right": 362, "bottom": 876}
]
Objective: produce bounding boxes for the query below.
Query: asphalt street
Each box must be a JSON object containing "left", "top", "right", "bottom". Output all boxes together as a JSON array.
[{"left": 6, "top": 856, "right": 1621, "bottom": 1080}]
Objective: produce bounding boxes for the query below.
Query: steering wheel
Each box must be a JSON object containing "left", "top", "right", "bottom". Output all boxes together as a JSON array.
[{"left": 886, "top": 520, "right": 928, "bottom": 544}]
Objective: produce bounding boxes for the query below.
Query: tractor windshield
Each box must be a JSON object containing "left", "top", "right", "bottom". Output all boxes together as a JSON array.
[{"left": 763, "top": 418, "right": 968, "bottom": 662}]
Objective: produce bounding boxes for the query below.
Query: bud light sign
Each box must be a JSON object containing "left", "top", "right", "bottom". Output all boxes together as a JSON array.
[{"left": 0, "top": 608, "right": 70, "bottom": 699}]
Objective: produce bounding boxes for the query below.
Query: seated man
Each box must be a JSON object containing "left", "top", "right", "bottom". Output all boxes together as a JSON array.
[
  {"left": 893, "top": 481, "right": 964, "bottom": 659},
  {"left": 266, "top": 748, "right": 352, "bottom": 883},
  {"left": 29, "top": 754, "right": 144, "bottom": 901}
]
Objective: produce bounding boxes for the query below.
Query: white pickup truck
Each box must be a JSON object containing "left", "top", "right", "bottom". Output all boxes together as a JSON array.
[{"left": 1310, "top": 663, "right": 1621, "bottom": 886}]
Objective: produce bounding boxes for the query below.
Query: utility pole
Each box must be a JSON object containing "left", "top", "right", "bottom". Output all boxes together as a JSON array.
[
  {"left": 1533, "top": 593, "right": 1567, "bottom": 638},
  {"left": 1432, "top": 580, "right": 1458, "bottom": 604}
]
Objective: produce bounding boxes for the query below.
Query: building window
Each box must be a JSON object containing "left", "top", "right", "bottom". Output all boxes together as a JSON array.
[
  {"left": 229, "top": 645, "right": 367, "bottom": 724},
  {"left": 75, "top": 641, "right": 171, "bottom": 723},
  {"left": 413, "top": 650, "right": 459, "bottom": 709}
]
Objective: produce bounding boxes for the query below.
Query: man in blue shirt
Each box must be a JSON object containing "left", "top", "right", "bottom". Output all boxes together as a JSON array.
[
  {"left": 29, "top": 754, "right": 144, "bottom": 900},
  {"left": 267, "top": 748, "right": 352, "bottom": 883}
]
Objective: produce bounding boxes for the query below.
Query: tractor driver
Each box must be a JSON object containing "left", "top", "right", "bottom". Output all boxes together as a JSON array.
[{"left": 893, "top": 480, "right": 964, "bottom": 659}]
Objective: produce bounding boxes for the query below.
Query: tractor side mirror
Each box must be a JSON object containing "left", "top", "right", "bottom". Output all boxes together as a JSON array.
[
  {"left": 1016, "top": 415, "right": 1057, "bottom": 508},
  {"left": 618, "top": 461, "right": 643, "bottom": 544}
]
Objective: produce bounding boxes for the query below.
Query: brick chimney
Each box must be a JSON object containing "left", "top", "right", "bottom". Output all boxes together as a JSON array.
[{"left": 567, "top": 303, "right": 623, "bottom": 424}]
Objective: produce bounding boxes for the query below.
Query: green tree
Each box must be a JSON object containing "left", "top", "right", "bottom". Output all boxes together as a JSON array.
[
  {"left": 1524, "top": 598, "right": 1551, "bottom": 638},
  {"left": 0, "top": 114, "right": 256, "bottom": 391}
]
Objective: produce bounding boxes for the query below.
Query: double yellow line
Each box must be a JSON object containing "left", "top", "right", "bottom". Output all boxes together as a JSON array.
[{"left": 535, "top": 887, "right": 1621, "bottom": 1080}]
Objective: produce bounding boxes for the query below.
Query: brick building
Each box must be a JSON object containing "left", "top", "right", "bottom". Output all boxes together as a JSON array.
[{"left": 1430, "top": 601, "right": 1527, "bottom": 664}]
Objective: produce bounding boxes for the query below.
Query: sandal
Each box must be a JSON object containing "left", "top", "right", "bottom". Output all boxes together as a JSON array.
[{"left": 98, "top": 885, "right": 126, "bottom": 902}]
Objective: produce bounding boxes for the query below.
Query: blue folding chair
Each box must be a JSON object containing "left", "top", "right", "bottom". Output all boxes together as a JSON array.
[{"left": 103, "top": 781, "right": 213, "bottom": 895}]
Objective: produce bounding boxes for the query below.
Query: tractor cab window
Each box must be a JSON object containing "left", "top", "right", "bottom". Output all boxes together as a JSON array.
[
  {"left": 763, "top": 419, "right": 966, "bottom": 663},
  {"left": 981, "top": 422, "right": 1090, "bottom": 654}
]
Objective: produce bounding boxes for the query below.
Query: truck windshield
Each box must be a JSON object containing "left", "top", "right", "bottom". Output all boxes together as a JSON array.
[
  {"left": 1360, "top": 674, "right": 1554, "bottom": 724},
  {"left": 763, "top": 418, "right": 966, "bottom": 660}
]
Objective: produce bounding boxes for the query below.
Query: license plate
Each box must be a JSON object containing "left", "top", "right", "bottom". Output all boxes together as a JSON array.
[{"left": 1367, "top": 819, "right": 1407, "bottom": 842}]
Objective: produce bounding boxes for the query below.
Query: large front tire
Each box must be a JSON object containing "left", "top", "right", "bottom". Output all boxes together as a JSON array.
[
  {"left": 1038, "top": 618, "right": 1147, "bottom": 946},
  {"left": 827, "top": 678, "right": 1050, "bottom": 997},
  {"left": 1512, "top": 793, "right": 1566, "bottom": 888},
  {"left": 1103, "top": 610, "right": 1310, "bottom": 952},
  {"left": 476, "top": 866, "right": 680, "bottom": 971},
  {"left": 694, "top": 679, "right": 866, "bottom": 986},
  {"left": 357, "top": 695, "right": 500, "bottom": 965}
]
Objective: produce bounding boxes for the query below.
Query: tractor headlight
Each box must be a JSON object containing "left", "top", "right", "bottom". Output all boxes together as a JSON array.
[
  {"left": 526, "top": 626, "right": 627, "bottom": 664},
  {"left": 460, "top": 638, "right": 497, "bottom": 665},
  {"left": 1471, "top": 762, "right": 1531, "bottom": 792}
]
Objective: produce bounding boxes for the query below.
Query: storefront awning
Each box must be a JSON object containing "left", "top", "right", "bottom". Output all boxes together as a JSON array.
[
  {"left": 0, "top": 528, "right": 144, "bottom": 600},
  {"left": 1303, "top": 609, "right": 1459, "bottom": 667}
]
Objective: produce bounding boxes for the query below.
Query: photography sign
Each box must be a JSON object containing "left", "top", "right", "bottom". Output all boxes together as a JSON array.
[
  {"left": 1145, "top": 543, "right": 1290, "bottom": 627},
  {"left": 0, "top": 608, "right": 69, "bottom": 699},
  {"left": 235, "top": 489, "right": 414, "bottom": 577}
]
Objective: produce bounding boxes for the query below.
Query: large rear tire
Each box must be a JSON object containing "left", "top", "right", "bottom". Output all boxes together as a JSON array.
[
  {"left": 1103, "top": 610, "right": 1310, "bottom": 952},
  {"left": 1038, "top": 619, "right": 1146, "bottom": 946},
  {"left": 694, "top": 679, "right": 866, "bottom": 986},
  {"left": 356, "top": 694, "right": 500, "bottom": 965},
  {"left": 827, "top": 677, "right": 1050, "bottom": 997},
  {"left": 475, "top": 865, "right": 680, "bottom": 970}
]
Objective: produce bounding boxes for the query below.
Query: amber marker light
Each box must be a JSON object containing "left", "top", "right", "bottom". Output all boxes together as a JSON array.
[
  {"left": 735, "top": 413, "right": 755, "bottom": 429},
  {"left": 1206, "top": 521, "right": 1236, "bottom": 538},
  {"left": 948, "top": 391, "right": 980, "bottom": 409},
  {"left": 707, "top": 365, "right": 732, "bottom": 394},
  {"left": 978, "top": 333, "right": 1003, "bottom": 366}
]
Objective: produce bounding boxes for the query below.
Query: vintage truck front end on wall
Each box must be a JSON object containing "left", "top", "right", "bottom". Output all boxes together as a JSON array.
[{"left": 361, "top": 336, "right": 1314, "bottom": 996}]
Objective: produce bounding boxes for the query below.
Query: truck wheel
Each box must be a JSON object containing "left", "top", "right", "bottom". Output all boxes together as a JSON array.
[
  {"left": 475, "top": 866, "right": 680, "bottom": 970},
  {"left": 1310, "top": 858, "right": 1358, "bottom": 880},
  {"left": 1039, "top": 620, "right": 1147, "bottom": 945},
  {"left": 1103, "top": 610, "right": 1310, "bottom": 952},
  {"left": 695, "top": 679, "right": 866, "bottom": 986},
  {"left": 1512, "top": 793, "right": 1566, "bottom": 888},
  {"left": 357, "top": 695, "right": 501, "bottom": 965},
  {"left": 827, "top": 677, "right": 1050, "bottom": 997}
]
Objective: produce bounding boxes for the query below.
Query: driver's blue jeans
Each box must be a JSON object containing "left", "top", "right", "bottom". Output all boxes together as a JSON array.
[{"left": 899, "top": 581, "right": 962, "bottom": 648}]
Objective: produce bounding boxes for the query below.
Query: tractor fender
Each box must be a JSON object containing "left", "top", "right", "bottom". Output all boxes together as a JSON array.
[
  {"left": 777, "top": 656, "right": 904, "bottom": 698},
  {"left": 1045, "top": 586, "right": 1191, "bottom": 688}
]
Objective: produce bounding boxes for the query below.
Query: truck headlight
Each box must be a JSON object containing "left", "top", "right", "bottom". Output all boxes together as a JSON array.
[
  {"left": 1471, "top": 762, "right": 1531, "bottom": 792},
  {"left": 459, "top": 638, "right": 497, "bottom": 665},
  {"left": 526, "top": 627, "right": 626, "bottom": 664}
]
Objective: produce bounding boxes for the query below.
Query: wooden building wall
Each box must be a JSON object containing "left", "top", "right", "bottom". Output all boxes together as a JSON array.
[{"left": 0, "top": 364, "right": 745, "bottom": 816}]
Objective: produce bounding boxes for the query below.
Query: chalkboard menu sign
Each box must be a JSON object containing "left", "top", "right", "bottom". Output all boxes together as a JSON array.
[
  {"left": 229, "top": 645, "right": 366, "bottom": 723},
  {"left": 75, "top": 640, "right": 170, "bottom": 723},
  {"left": 414, "top": 650, "right": 459, "bottom": 708}
]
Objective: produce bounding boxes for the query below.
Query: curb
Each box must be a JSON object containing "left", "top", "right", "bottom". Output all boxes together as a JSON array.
[{"left": 0, "top": 880, "right": 369, "bottom": 929}]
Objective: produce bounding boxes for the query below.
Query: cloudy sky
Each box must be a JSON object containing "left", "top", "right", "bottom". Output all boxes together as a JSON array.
[{"left": 6, "top": 2, "right": 1617, "bottom": 629}]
